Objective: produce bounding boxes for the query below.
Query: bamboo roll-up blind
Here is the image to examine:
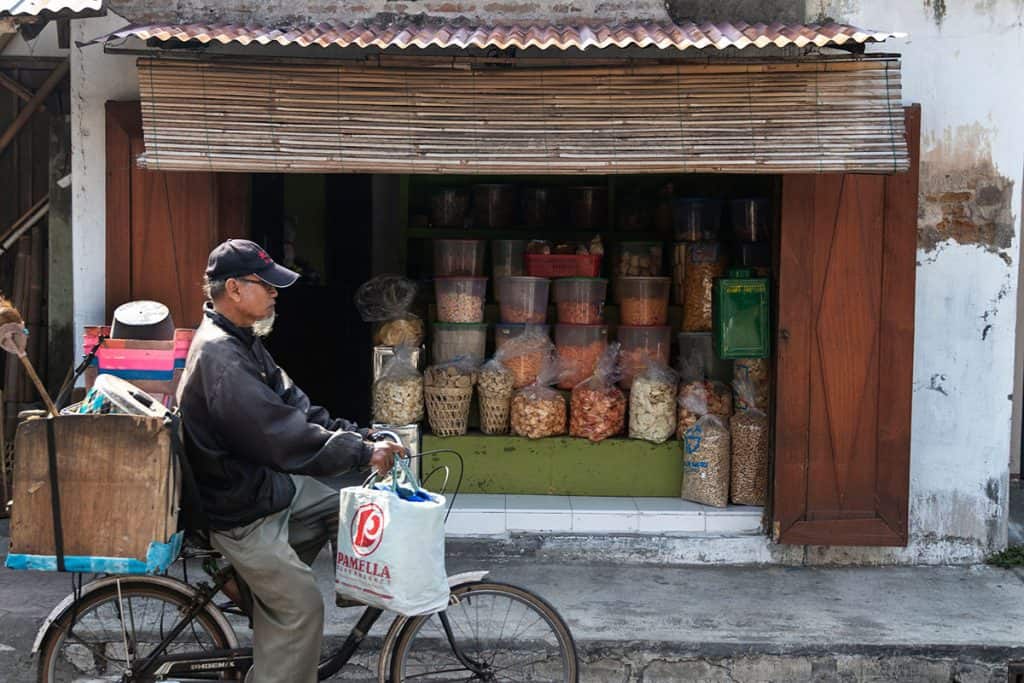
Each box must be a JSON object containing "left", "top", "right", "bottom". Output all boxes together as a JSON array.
[{"left": 136, "top": 57, "right": 908, "bottom": 175}]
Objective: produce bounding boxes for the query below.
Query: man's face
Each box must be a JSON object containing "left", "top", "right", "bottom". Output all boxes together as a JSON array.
[{"left": 225, "top": 275, "right": 278, "bottom": 327}]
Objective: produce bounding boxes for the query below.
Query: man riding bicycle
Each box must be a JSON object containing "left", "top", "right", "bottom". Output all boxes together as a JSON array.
[{"left": 176, "top": 239, "right": 404, "bottom": 683}]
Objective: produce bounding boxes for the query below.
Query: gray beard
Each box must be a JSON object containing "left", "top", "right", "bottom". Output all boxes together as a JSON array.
[{"left": 252, "top": 313, "right": 276, "bottom": 338}]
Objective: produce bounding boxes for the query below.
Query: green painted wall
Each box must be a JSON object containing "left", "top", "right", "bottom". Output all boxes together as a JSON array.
[{"left": 422, "top": 434, "right": 683, "bottom": 496}]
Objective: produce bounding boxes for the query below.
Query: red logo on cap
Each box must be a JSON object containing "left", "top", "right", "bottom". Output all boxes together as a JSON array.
[{"left": 257, "top": 250, "right": 272, "bottom": 264}]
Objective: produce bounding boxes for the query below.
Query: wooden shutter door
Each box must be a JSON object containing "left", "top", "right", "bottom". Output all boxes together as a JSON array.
[
  {"left": 106, "top": 101, "right": 249, "bottom": 329},
  {"left": 774, "top": 105, "right": 920, "bottom": 546}
]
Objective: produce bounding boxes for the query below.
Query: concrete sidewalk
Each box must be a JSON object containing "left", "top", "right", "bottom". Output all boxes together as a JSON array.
[{"left": 2, "top": 519, "right": 1024, "bottom": 682}]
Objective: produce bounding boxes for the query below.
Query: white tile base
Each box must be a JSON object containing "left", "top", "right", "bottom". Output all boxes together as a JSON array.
[{"left": 443, "top": 495, "right": 764, "bottom": 537}]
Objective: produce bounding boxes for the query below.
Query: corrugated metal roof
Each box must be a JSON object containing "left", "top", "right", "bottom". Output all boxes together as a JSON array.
[
  {"left": 90, "top": 20, "right": 904, "bottom": 52},
  {"left": 0, "top": 0, "right": 103, "bottom": 18}
]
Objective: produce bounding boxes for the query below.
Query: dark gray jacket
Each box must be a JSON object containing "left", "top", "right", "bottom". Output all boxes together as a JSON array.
[{"left": 176, "top": 304, "right": 372, "bottom": 530}]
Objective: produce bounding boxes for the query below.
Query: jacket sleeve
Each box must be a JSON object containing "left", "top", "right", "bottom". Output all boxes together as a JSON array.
[
  {"left": 207, "top": 352, "right": 373, "bottom": 477},
  {"left": 271, "top": 355, "right": 371, "bottom": 436}
]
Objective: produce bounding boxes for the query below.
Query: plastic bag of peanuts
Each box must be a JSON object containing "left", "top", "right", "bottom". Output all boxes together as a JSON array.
[
  {"left": 496, "top": 325, "right": 555, "bottom": 389},
  {"left": 729, "top": 377, "right": 769, "bottom": 506},
  {"left": 570, "top": 343, "right": 626, "bottom": 442},
  {"left": 510, "top": 354, "right": 567, "bottom": 439},
  {"left": 680, "top": 414, "right": 731, "bottom": 507},
  {"left": 372, "top": 344, "right": 424, "bottom": 426},
  {"left": 629, "top": 361, "right": 678, "bottom": 444}
]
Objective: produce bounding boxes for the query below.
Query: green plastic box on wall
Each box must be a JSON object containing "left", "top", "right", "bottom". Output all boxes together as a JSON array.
[{"left": 712, "top": 268, "right": 770, "bottom": 359}]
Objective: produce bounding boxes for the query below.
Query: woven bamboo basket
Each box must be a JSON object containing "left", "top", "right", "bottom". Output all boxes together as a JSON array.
[
  {"left": 479, "top": 391, "right": 512, "bottom": 435},
  {"left": 424, "top": 385, "right": 474, "bottom": 437}
]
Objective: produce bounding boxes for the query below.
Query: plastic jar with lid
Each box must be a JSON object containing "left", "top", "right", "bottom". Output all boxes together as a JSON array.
[
  {"left": 492, "top": 239, "right": 526, "bottom": 279},
  {"left": 555, "top": 324, "right": 608, "bottom": 389},
  {"left": 434, "top": 239, "right": 486, "bottom": 277},
  {"left": 672, "top": 198, "right": 723, "bottom": 241},
  {"left": 729, "top": 198, "right": 770, "bottom": 243},
  {"left": 618, "top": 276, "right": 670, "bottom": 326},
  {"left": 495, "top": 323, "right": 551, "bottom": 350},
  {"left": 552, "top": 277, "right": 607, "bottom": 324},
  {"left": 435, "top": 277, "right": 487, "bottom": 323},
  {"left": 617, "top": 325, "right": 671, "bottom": 389},
  {"left": 431, "top": 322, "right": 488, "bottom": 365},
  {"left": 614, "top": 241, "right": 664, "bottom": 278},
  {"left": 495, "top": 276, "right": 551, "bottom": 324}
]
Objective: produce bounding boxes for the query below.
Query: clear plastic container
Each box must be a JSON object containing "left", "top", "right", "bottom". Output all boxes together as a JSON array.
[
  {"left": 672, "top": 198, "right": 723, "bottom": 241},
  {"left": 555, "top": 324, "right": 609, "bottom": 389},
  {"left": 492, "top": 239, "right": 527, "bottom": 279},
  {"left": 434, "top": 239, "right": 486, "bottom": 277},
  {"left": 495, "top": 323, "right": 551, "bottom": 350},
  {"left": 618, "top": 276, "right": 670, "bottom": 326},
  {"left": 568, "top": 186, "right": 608, "bottom": 230},
  {"left": 495, "top": 276, "right": 551, "bottom": 324},
  {"left": 729, "top": 198, "right": 770, "bottom": 243},
  {"left": 552, "top": 277, "right": 607, "bottom": 324},
  {"left": 522, "top": 187, "right": 560, "bottom": 228},
  {"left": 617, "top": 325, "right": 671, "bottom": 389},
  {"left": 430, "top": 189, "right": 469, "bottom": 229},
  {"left": 614, "top": 241, "right": 663, "bottom": 278},
  {"left": 431, "top": 322, "right": 488, "bottom": 364},
  {"left": 473, "top": 184, "right": 517, "bottom": 229},
  {"left": 434, "top": 276, "right": 487, "bottom": 323}
]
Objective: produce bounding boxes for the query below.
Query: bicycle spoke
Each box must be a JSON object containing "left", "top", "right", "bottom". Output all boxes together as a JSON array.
[{"left": 393, "top": 584, "right": 576, "bottom": 682}]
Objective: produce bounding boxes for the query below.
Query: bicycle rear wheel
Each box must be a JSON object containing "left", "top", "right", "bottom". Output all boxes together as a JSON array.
[
  {"left": 389, "top": 581, "right": 578, "bottom": 682},
  {"left": 38, "top": 579, "right": 236, "bottom": 682}
]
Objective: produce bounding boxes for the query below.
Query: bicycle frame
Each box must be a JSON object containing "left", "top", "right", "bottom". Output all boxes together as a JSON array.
[{"left": 118, "top": 566, "right": 493, "bottom": 682}]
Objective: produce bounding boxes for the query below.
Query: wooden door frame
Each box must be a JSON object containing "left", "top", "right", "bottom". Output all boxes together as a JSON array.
[
  {"left": 773, "top": 105, "right": 920, "bottom": 546},
  {"left": 105, "top": 100, "right": 250, "bottom": 322}
]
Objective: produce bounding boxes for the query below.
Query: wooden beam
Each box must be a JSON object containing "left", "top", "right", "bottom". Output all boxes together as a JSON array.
[
  {"left": 57, "top": 19, "right": 70, "bottom": 50},
  {"left": 0, "top": 59, "right": 67, "bottom": 157},
  {"left": 0, "top": 56, "right": 66, "bottom": 68},
  {"left": 0, "top": 196, "right": 48, "bottom": 255},
  {"left": 0, "top": 71, "right": 45, "bottom": 113}
]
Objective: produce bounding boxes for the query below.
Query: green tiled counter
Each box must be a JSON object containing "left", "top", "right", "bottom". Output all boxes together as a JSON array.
[{"left": 421, "top": 434, "right": 684, "bottom": 497}]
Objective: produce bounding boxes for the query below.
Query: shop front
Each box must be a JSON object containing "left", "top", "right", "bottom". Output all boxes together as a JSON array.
[{"left": 85, "top": 18, "right": 918, "bottom": 553}]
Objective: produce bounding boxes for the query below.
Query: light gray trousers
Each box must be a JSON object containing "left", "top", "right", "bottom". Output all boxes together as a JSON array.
[{"left": 210, "top": 474, "right": 345, "bottom": 683}]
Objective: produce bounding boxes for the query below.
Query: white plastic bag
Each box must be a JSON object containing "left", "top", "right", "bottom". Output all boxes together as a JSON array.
[{"left": 336, "top": 461, "right": 449, "bottom": 616}]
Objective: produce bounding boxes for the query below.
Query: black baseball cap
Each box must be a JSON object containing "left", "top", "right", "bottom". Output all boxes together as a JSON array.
[{"left": 205, "top": 239, "right": 299, "bottom": 288}]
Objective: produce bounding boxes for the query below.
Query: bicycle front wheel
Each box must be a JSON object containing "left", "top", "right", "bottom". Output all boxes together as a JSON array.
[
  {"left": 390, "top": 581, "right": 578, "bottom": 682},
  {"left": 38, "top": 579, "right": 236, "bottom": 682}
]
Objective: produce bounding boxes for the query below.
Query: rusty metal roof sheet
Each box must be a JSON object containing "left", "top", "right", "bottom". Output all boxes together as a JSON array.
[
  {"left": 90, "top": 20, "right": 904, "bottom": 52},
  {"left": 0, "top": 0, "right": 103, "bottom": 17}
]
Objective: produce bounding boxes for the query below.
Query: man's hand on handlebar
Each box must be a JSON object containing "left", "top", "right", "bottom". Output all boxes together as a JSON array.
[{"left": 368, "top": 440, "right": 405, "bottom": 475}]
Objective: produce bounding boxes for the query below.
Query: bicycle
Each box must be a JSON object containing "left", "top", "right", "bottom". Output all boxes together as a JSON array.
[{"left": 31, "top": 444, "right": 579, "bottom": 682}]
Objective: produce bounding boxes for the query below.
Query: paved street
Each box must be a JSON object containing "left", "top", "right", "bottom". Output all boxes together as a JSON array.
[{"left": 3, "top": 515, "right": 1024, "bottom": 681}]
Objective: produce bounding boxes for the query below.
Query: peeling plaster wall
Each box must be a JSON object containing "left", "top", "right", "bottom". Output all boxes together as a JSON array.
[
  {"left": 69, "top": 13, "right": 139, "bottom": 349},
  {"left": 806, "top": 0, "right": 1024, "bottom": 562}
]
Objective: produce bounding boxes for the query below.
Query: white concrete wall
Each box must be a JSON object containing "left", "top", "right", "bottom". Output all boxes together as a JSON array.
[
  {"left": 804, "top": 0, "right": 1023, "bottom": 562},
  {"left": 68, "top": 13, "right": 139, "bottom": 345},
  {"left": 2, "top": 20, "right": 64, "bottom": 57}
]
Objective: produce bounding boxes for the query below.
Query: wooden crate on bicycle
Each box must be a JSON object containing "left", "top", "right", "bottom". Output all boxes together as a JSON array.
[{"left": 6, "top": 414, "right": 180, "bottom": 572}]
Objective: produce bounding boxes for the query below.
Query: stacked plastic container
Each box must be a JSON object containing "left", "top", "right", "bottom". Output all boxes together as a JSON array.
[
  {"left": 433, "top": 239, "right": 488, "bottom": 364},
  {"left": 552, "top": 278, "right": 609, "bottom": 389}
]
